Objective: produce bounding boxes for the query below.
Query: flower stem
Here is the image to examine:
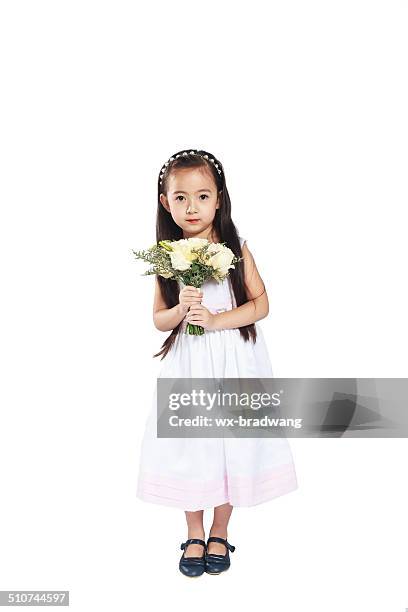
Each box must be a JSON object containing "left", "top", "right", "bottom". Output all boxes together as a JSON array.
[{"left": 185, "top": 323, "right": 205, "bottom": 335}]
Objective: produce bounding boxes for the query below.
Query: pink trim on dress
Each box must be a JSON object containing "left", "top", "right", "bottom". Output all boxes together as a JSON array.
[{"left": 137, "top": 464, "right": 298, "bottom": 510}]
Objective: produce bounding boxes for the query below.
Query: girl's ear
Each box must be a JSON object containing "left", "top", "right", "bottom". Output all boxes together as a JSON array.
[
  {"left": 160, "top": 193, "right": 171, "bottom": 213},
  {"left": 216, "top": 189, "right": 222, "bottom": 208}
]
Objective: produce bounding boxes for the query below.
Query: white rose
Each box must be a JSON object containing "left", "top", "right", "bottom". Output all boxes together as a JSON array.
[
  {"left": 206, "top": 242, "right": 224, "bottom": 255},
  {"left": 169, "top": 249, "right": 192, "bottom": 271},
  {"left": 186, "top": 237, "right": 208, "bottom": 249},
  {"left": 200, "top": 241, "right": 224, "bottom": 264},
  {"left": 209, "top": 246, "right": 235, "bottom": 276},
  {"left": 169, "top": 239, "right": 206, "bottom": 271}
]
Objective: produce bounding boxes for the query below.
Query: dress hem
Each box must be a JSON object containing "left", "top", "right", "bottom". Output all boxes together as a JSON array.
[
  {"left": 136, "top": 471, "right": 298, "bottom": 511},
  {"left": 136, "top": 480, "right": 298, "bottom": 511}
]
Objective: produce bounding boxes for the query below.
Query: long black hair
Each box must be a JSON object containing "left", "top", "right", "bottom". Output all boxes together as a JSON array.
[{"left": 153, "top": 148, "right": 258, "bottom": 360}]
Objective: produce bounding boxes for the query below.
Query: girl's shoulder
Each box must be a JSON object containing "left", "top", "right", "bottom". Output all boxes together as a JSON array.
[{"left": 238, "top": 235, "right": 246, "bottom": 248}]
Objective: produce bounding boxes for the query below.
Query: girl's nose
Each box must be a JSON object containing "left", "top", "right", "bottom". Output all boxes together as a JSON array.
[{"left": 186, "top": 198, "right": 198, "bottom": 213}]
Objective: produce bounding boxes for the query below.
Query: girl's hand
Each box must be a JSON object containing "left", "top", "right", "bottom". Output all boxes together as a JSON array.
[
  {"left": 185, "top": 303, "right": 217, "bottom": 331},
  {"left": 179, "top": 285, "right": 203, "bottom": 314}
]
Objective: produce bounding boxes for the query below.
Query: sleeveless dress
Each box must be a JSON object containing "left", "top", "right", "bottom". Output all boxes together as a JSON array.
[{"left": 136, "top": 236, "right": 298, "bottom": 511}]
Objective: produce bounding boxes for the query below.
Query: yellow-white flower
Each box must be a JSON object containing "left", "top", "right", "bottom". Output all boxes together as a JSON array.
[
  {"left": 208, "top": 244, "right": 235, "bottom": 276},
  {"left": 185, "top": 237, "right": 209, "bottom": 249},
  {"left": 168, "top": 238, "right": 208, "bottom": 271}
]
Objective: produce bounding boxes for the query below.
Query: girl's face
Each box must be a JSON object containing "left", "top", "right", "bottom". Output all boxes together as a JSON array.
[{"left": 160, "top": 166, "right": 221, "bottom": 240}]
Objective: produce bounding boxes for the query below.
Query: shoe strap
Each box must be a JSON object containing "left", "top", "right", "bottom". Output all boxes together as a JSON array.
[
  {"left": 206, "top": 536, "right": 235, "bottom": 552},
  {"left": 180, "top": 538, "right": 206, "bottom": 550}
]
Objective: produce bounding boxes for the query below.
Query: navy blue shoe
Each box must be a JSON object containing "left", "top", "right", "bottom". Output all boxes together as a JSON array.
[
  {"left": 205, "top": 536, "right": 236, "bottom": 574},
  {"left": 179, "top": 538, "right": 207, "bottom": 577}
]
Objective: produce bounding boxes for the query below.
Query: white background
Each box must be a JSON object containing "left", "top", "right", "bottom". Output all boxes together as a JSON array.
[{"left": 1, "top": 1, "right": 407, "bottom": 611}]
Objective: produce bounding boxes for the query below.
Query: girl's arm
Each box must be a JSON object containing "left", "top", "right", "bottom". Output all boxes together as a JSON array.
[
  {"left": 212, "top": 243, "right": 269, "bottom": 330},
  {"left": 153, "top": 276, "right": 186, "bottom": 332}
]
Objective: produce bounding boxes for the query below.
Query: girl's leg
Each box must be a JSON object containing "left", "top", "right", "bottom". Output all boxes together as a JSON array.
[
  {"left": 207, "top": 502, "right": 233, "bottom": 555},
  {"left": 183, "top": 509, "right": 206, "bottom": 557}
]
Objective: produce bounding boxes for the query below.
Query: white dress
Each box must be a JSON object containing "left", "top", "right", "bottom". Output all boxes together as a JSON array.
[{"left": 136, "top": 236, "right": 298, "bottom": 511}]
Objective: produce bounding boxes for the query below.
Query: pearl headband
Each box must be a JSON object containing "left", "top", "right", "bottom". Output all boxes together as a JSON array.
[{"left": 159, "top": 150, "right": 222, "bottom": 185}]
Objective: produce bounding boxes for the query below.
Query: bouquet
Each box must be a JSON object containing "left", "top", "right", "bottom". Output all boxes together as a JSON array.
[{"left": 132, "top": 237, "right": 243, "bottom": 335}]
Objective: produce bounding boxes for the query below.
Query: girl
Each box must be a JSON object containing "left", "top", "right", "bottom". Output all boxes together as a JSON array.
[{"left": 136, "top": 149, "right": 298, "bottom": 577}]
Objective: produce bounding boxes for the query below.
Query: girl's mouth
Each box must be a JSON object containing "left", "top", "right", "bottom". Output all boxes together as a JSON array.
[{"left": 186, "top": 219, "right": 200, "bottom": 223}]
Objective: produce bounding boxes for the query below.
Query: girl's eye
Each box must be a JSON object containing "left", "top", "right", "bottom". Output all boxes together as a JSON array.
[{"left": 175, "top": 194, "right": 208, "bottom": 202}]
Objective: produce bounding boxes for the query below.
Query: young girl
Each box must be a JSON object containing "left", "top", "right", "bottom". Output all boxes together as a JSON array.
[{"left": 136, "top": 149, "right": 298, "bottom": 577}]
